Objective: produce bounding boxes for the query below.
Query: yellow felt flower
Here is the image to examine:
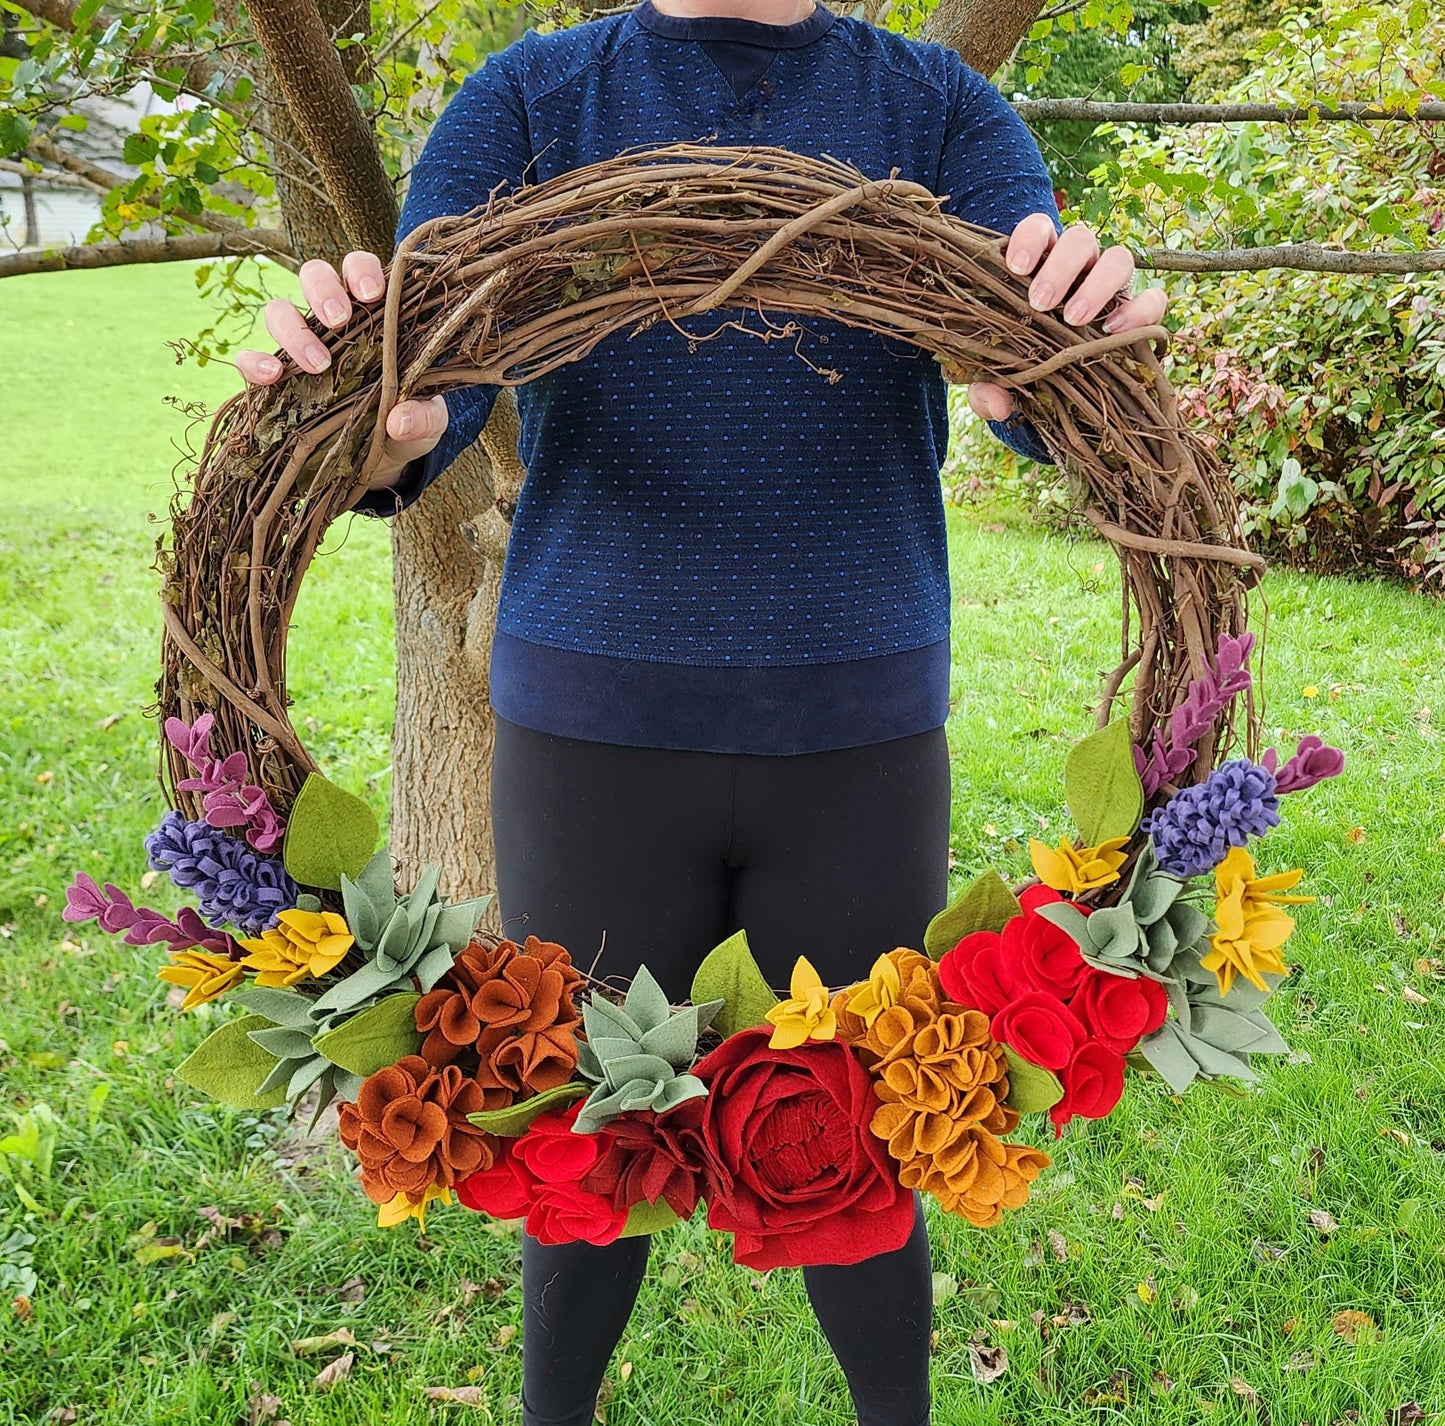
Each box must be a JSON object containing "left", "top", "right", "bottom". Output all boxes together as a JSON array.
[
  {"left": 843, "top": 953, "right": 903, "bottom": 1029},
  {"left": 765, "top": 956, "right": 838, "bottom": 1048},
  {"left": 377, "top": 1182, "right": 452, "bottom": 1231},
  {"left": 238, "top": 907, "right": 354, "bottom": 987},
  {"left": 1202, "top": 846, "right": 1313, "bottom": 996},
  {"left": 1029, "top": 835, "right": 1130, "bottom": 894},
  {"left": 156, "top": 949, "right": 244, "bottom": 1010}
]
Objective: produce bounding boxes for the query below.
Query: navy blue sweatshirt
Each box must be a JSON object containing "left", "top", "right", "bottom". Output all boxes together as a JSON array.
[{"left": 352, "top": 0, "right": 1062, "bottom": 755}]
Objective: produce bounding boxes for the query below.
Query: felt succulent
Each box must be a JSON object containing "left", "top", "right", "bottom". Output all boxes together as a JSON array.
[
  {"left": 1033, "top": 844, "right": 1212, "bottom": 983},
  {"left": 311, "top": 853, "right": 492, "bottom": 1016},
  {"left": 1132, "top": 947, "right": 1290, "bottom": 1094},
  {"left": 571, "top": 966, "right": 726, "bottom": 1134}
]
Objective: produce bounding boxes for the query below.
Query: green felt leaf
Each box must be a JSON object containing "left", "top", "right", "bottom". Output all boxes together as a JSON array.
[
  {"left": 639, "top": 1011, "right": 697, "bottom": 1065},
  {"left": 923, "top": 869, "right": 1020, "bottom": 960},
  {"left": 287, "top": 1052, "right": 330, "bottom": 1101},
  {"left": 411, "top": 942, "right": 456, "bottom": 994},
  {"left": 282, "top": 771, "right": 380, "bottom": 891},
  {"left": 999, "top": 1043, "right": 1065, "bottom": 1113},
  {"left": 1136, "top": 1024, "right": 1201, "bottom": 1094},
  {"left": 175, "top": 1014, "right": 288, "bottom": 1110},
  {"left": 583, "top": 995, "right": 644, "bottom": 1044},
  {"left": 311, "top": 992, "right": 423, "bottom": 1076},
  {"left": 689, "top": 929, "right": 779, "bottom": 1039},
  {"left": 311, "top": 957, "right": 402, "bottom": 1017},
  {"left": 466, "top": 1081, "right": 591, "bottom": 1137},
  {"left": 246, "top": 1024, "right": 316, "bottom": 1061},
  {"left": 624, "top": 965, "right": 672, "bottom": 1033},
  {"left": 256, "top": 1053, "right": 308, "bottom": 1097},
  {"left": 1064, "top": 718, "right": 1145, "bottom": 845},
  {"left": 619, "top": 1195, "right": 686, "bottom": 1238},
  {"left": 228, "top": 986, "right": 319, "bottom": 1028}
]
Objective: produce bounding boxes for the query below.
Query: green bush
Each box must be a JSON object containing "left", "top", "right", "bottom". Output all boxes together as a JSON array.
[{"left": 1077, "top": 0, "right": 1445, "bottom": 585}]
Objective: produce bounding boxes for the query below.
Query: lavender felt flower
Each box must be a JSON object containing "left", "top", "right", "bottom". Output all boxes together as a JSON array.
[
  {"left": 62, "top": 873, "right": 242, "bottom": 959},
  {"left": 1141, "top": 759, "right": 1281, "bottom": 878},
  {"left": 165, "top": 712, "right": 286, "bottom": 854},
  {"left": 1263, "top": 734, "right": 1345, "bottom": 794},
  {"left": 143, "top": 810, "right": 297, "bottom": 935}
]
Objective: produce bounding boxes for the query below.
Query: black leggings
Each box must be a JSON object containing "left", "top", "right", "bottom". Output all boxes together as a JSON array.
[{"left": 489, "top": 712, "right": 952, "bottom": 1426}]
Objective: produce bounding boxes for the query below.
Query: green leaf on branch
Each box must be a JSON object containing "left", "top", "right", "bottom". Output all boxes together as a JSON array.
[
  {"left": 1065, "top": 718, "right": 1145, "bottom": 845},
  {"left": 310, "top": 993, "right": 423, "bottom": 1076},
  {"left": 466, "top": 1081, "right": 592, "bottom": 1137},
  {"left": 689, "top": 929, "right": 779, "bottom": 1038},
  {"left": 619, "top": 1196, "right": 687, "bottom": 1238},
  {"left": 924, "top": 869, "right": 1021, "bottom": 959},
  {"left": 175, "top": 1014, "right": 288, "bottom": 1110},
  {"left": 282, "top": 771, "right": 380, "bottom": 890},
  {"left": 1000, "top": 1044, "right": 1065, "bottom": 1113}
]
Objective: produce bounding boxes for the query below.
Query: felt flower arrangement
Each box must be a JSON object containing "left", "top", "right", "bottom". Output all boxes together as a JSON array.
[{"left": 62, "top": 633, "right": 1343, "bottom": 1267}]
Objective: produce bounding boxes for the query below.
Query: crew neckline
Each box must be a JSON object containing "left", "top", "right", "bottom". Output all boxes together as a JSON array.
[{"left": 632, "top": 0, "right": 836, "bottom": 46}]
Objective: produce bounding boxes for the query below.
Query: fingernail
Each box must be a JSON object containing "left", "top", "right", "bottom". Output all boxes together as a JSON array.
[
  {"left": 396, "top": 411, "right": 413, "bottom": 437},
  {"left": 305, "top": 343, "right": 331, "bottom": 370},
  {"left": 357, "top": 278, "right": 383, "bottom": 299},
  {"left": 322, "top": 300, "right": 347, "bottom": 324},
  {"left": 1007, "top": 250, "right": 1031, "bottom": 273},
  {"left": 1029, "top": 282, "right": 1054, "bottom": 310},
  {"left": 1063, "top": 300, "right": 1086, "bottom": 325},
  {"left": 257, "top": 356, "right": 281, "bottom": 377},
  {"left": 1102, "top": 314, "right": 1120, "bottom": 333}
]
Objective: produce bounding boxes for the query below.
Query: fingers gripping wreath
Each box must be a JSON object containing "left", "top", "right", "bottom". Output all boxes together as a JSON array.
[{"left": 65, "top": 143, "right": 1344, "bottom": 1264}]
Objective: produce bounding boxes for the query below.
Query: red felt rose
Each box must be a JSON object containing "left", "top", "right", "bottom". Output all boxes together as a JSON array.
[
  {"left": 1069, "top": 968, "right": 1169, "bottom": 1054},
  {"left": 989, "top": 991, "right": 1087, "bottom": 1072},
  {"left": 578, "top": 1108, "right": 705, "bottom": 1222},
  {"left": 1001, "top": 907, "right": 1089, "bottom": 998},
  {"left": 676, "top": 1025, "right": 914, "bottom": 1272},
  {"left": 1018, "top": 884, "right": 1066, "bottom": 913},
  {"left": 1049, "top": 1039, "right": 1126, "bottom": 1135},
  {"left": 938, "top": 929, "right": 1022, "bottom": 1016},
  {"left": 455, "top": 1135, "right": 535, "bottom": 1219}
]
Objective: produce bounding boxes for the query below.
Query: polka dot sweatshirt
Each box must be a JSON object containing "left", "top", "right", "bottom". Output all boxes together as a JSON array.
[{"left": 351, "top": 0, "right": 1063, "bottom": 755}]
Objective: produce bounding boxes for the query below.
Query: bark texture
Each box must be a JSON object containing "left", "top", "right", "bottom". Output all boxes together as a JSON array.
[{"left": 922, "top": 0, "right": 1041, "bottom": 80}]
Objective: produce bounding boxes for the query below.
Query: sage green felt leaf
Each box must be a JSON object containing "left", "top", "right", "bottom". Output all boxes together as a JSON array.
[
  {"left": 311, "top": 992, "right": 423, "bottom": 1076},
  {"left": 1000, "top": 1044, "right": 1065, "bottom": 1113},
  {"left": 431, "top": 896, "right": 493, "bottom": 951},
  {"left": 603, "top": 1053, "right": 676, "bottom": 1090},
  {"left": 256, "top": 1052, "right": 308, "bottom": 1097},
  {"left": 411, "top": 942, "right": 456, "bottom": 994},
  {"left": 619, "top": 1196, "right": 686, "bottom": 1238},
  {"left": 1135, "top": 1024, "right": 1202, "bottom": 1093},
  {"left": 282, "top": 771, "right": 380, "bottom": 890},
  {"left": 466, "top": 1081, "right": 591, "bottom": 1136},
  {"left": 1124, "top": 1049, "right": 1153, "bottom": 1073},
  {"left": 690, "top": 928, "right": 779, "bottom": 1038},
  {"left": 311, "top": 958, "right": 399, "bottom": 1017},
  {"left": 246, "top": 1024, "right": 316, "bottom": 1061},
  {"left": 1065, "top": 718, "right": 1145, "bottom": 845},
  {"left": 575, "top": 1039, "right": 603, "bottom": 1082},
  {"left": 287, "top": 1053, "right": 330, "bottom": 1100},
  {"left": 923, "top": 869, "right": 1020, "bottom": 960},
  {"left": 623, "top": 965, "right": 672, "bottom": 1033},
  {"left": 583, "top": 996, "right": 644, "bottom": 1043},
  {"left": 639, "top": 1012, "right": 698, "bottom": 1066},
  {"left": 229, "top": 986, "right": 318, "bottom": 1028},
  {"left": 655, "top": 1074, "right": 708, "bottom": 1112},
  {"left": 175, "top": 1014, "right": 288, "bottom": 1110},
  {"left": 333, "top": 1068, "right": 364, "bottom": 1102},
  {"left": 295, "top": 893, "right": 323, "bottom": 913}
]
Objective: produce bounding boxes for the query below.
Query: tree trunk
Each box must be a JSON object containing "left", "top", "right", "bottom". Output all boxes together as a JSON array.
[{"left": 922, "top": 0, "right": 1042, "bottom": 80}]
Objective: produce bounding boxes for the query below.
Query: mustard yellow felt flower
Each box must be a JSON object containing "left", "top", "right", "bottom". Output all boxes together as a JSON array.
[
  {"left": 377, "top": 1182, "right": 452, "bottom": 1231},
  {"left": 238, "top": 908, "right": 354, "bottom": 987},
  {"left": 1029, "top": 835, "right": 1130, "bottom": 895},
  {"left": 765, "top": 956, "right": 838, "bottom": 1048},
  {"left": 843, "top": 953, "right": 903, "bottom": 1030},
  {"left": 156, "top": 949, "right": 244, "bottom": 1010},
  {"left": 1202, "top": 846, "right": 1313, "bottom": 996}
]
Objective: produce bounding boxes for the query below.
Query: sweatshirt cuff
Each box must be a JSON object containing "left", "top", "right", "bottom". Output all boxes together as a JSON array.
[{"left": 986, "top": 410, "right": 1057, "bottom": 466}]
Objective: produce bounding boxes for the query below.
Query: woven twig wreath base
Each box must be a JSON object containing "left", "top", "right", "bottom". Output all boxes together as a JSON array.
[{"left": 155, "top": 140, "right": 1265, "bottom": 844}]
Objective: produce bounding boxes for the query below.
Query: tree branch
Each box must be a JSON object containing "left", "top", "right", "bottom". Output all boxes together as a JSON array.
[
  {"left": 0, "top": 228, "right": 292, "bottom": 277},
  {"left": 1138, "top": 242, "right": 1445, "bottom": 274},
  {"left": 1013, "top": 98, "right": 1445, "bottom": 123}
]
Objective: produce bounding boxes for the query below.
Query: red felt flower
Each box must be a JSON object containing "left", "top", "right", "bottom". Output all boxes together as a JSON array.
[
  {"left": 1049, "top": 1039, "right": 1126, "bottom": 1135},
  {"left": 577, "top": 1109, "right": 705, "bottom": 1222},
  {"left": 676, "top": 1025, "right": 915, "bottom": 1272},
  {"left": 990, "top": 991, "right": 1088, "bottom": 1072},
  {"left": 1002, "top": 904, "right": 1089, "bottom": 998},
  {"left": 455, "top": 1136, "right": 534, "bottom": 1219},
  {"left": 938, "top": 930, "right": 1021, "bottom": 1016},
  {"left": 513, "top": 1103, "right": 630, "bottom": 1247},
  {"left": 1069, "top": 968, "right": 1169, "bottom": 1054}
]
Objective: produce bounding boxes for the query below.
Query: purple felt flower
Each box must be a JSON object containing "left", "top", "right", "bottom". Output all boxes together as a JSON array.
[
  {"left": 1262, "top": 735, "right": 1345, "bottom": 794},
  {"left": 62, "top": 872, "right": 242, "bottom": 958},
  {"left": 1141, "top": 758, "right": 1281, "bottom": 878},
  {"left": 142, "top": 810, "right": 296, "bottom": 936},
  {"left": 165, "top": 713, "right": 286, "bottom": 854}
]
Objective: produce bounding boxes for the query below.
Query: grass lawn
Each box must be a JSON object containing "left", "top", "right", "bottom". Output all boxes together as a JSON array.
[{"left": 0, "top": 261, "right": 1442, "bottom": 1425}]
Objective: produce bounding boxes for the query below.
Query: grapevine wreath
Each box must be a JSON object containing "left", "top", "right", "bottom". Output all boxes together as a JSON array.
[{"left": 66, "top": 143, "right": 1345, "bottom": 1269}]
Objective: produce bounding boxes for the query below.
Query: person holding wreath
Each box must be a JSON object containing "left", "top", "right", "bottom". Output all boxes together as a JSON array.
[{"left": 238, "top": 1, "right": 1166, "bottom": 1420}]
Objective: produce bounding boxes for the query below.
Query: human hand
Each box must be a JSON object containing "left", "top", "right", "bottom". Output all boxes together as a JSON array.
[
  {"left": 966, "top": 213, "right": 1168, "bottom": 424},
  {"left": 235, "top": 250, "right": 450, "bottom": 489}
]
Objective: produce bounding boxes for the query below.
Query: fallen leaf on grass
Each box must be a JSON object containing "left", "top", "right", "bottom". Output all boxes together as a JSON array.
[
  {"left": 1136, "top": 1276, "right": 1158, "bottom": 1306},
  {"left": 45, "top": 1409, "right": 77, "bottom": 1424},
  {"left": 932, "top": 1271, "right": 958, "bottom": 1306},
  {"left": 1082, "top": 1369, "right": 1131, "bottom": 1405},
  {"left": 1149, "top": 1370, "right": 1174, "bottom": 1396},
  {"left": 312, "top": 1352, "right": 353, "bottom": 1391},
  {"left": 1046, "top": 1229, "right": 1070, "bottom": 1263},
  {"left": 245, "top": 1383, "right": 284, "bottom": 1425},
  {"left": 1402, "top": 985, "right": 1429, "bottom": 1006},
  {"left": 1388, "top": 1403, "right": 1425, "bottom": 1426},
  {"left": 423, "top": 1386, "right": 485, "bottom": 1405},
  {"left": 1331, "top": 1309, "right": 1377, "bottom": 1344},
  {"left": 1283, "top": 1351, "right": 1316, "bottom": 1372},
  {"left": 1230, "top": 1376, "right": 1259, "bottom": 1404},
  {"left": 968, "top": 1332, "right": 1008, "bottom": 1384},
  {"left": 1308, "top": 1209, "right": 1340, "bottom": 1236},
  {"left": 290, "top": 1327, "right": 357, "bottom": 1356}
]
